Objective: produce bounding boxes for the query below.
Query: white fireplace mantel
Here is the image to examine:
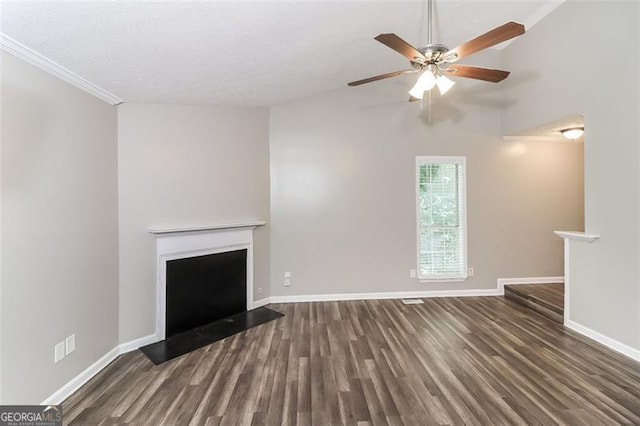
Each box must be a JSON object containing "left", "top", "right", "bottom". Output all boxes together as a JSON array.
[
  {"left": 148, "top": 221, "right": 266, "bottom": 235},
  {"left": 150, "top": 221, "right": 265, "bottom": 341}
]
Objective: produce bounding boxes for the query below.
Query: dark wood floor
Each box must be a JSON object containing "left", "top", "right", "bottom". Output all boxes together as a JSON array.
[
  {"left": 506, "top": 283, "right": 564, "bottom": 312},
  {"left": 63, "top": 297, "right": 640, "bottom": 425},
  {"left": 504, "top": 283, "right": 564, "bottom": 323}
]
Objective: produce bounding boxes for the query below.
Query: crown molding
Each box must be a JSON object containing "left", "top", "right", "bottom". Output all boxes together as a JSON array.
[{"left": 0, "top": 33, "right": 123, "bottom": 105}]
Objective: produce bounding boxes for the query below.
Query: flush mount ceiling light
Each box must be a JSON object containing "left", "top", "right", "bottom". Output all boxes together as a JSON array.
[
  {"left": 347, "top": 0, "right": 526, "bottom": 102},
  {"left": 560, "top": 127, "right": 585, "bottom": 140}
]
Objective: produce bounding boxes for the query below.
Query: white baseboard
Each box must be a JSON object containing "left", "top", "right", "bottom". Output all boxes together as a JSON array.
[
  {"left": 269, "top": 288, "right": 501, "bottom": 304},
  {"left": 565, "top": 320, "right": 640, "bottom": 362},
  {"left": 41, "top": 346, "right": 120, "bottom": 405},
  {"left": 497, "top": 276, "right": 564, "bottom": 295},
  {"left": 41, "top": 333, "right": 158, "bottom": 405},
  {"left": 118, "top": 333, "right": 157, "bottom": 354},
  {"left": 268, "top": 277, "right": 566, "bottom": 304},
  {"left": 252, "top": 297, "right": 271, "bottom": 308}
]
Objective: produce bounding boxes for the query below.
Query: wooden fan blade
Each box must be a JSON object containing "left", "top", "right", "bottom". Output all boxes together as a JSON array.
[
  {"left": 445, "top": 65, "right": 509, "bottom": 83},
  {"left": 409, "top": 95, "right": 420, "bottom": 102},
  {"left": 444, "top": 21, "right": 525, "bottom": 62},
  {"left": 374, "top": 33, "right": 427, "bottom": 63},
  {"left": 348, "top": 69, "right": 417, "bottom": 87},
  {"left": 444, "top": 65, "right": 510, "bottom": 83}
]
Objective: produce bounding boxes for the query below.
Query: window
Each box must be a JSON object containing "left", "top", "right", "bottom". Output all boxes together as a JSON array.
[{"left": 416, "top": 156, "right": 467, "bottom": 281}]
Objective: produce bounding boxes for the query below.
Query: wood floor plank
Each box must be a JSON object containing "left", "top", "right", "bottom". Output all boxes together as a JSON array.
[
  {"left": 63, "top": 297, "right": 640, "bottom": 425},
  {"left": 506, "top": 283, "right": 564, "bottom": 311}
]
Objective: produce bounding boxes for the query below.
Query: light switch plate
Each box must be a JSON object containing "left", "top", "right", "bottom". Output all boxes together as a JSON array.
[
  {"left": 54, "top": 342, "right": 65, "bottom": 363},
  {"left": 66, "top": 334, "right": 76, "bottom": 355}
]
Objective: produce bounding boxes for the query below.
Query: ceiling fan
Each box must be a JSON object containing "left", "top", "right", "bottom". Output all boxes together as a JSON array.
[{"left": 347, "top": 0, "right": 526, "bottom": 101}]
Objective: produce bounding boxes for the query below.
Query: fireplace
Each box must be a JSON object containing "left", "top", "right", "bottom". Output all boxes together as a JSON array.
[
  {"left": 150, "top": 222, "right": 264, "bottom": 341},
  {"left": 166, "top": 249, "right": 247, "bottom": 337}
]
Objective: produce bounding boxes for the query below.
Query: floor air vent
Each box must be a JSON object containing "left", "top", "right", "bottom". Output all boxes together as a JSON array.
[{"left": 401, "top": 299, "right": 424, "bottom": 305}]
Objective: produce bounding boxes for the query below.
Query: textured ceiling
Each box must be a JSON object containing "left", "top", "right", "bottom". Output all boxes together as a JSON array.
[{"left": 1, "top": 1, "right": 558, "bottom": 106}]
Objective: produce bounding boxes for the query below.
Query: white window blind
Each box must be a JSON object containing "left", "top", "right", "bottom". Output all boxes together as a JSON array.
[{"left": 416, "top": 156, "right": 467, "bottom": 280}]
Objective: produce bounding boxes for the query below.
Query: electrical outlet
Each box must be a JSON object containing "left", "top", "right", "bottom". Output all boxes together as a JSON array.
[
  {"left": 284, "top": 278, "right": 291, "bottom": 287},
  {"left": 54, "top": 342, "right": 65, "bottom": 363},
  {"left": 468, "top": 267, "right": 474, "bottom": 277},
  {"left": 410, "top": 269, "right": 417, "bottom": 278},
  {"left": 66, "top": 334, "right": 76, "bottom": 355}
]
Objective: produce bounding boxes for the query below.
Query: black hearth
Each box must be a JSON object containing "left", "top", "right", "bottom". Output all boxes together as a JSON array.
[
  {"left": 141, "top": 248, "right": 284, "bottom": 365},
  {"left": 141, "top": 307, "right": 284, "bottom": 365}
]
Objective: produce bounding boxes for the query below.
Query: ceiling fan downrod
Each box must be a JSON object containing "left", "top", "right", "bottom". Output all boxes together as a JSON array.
[{"left": 427, "top": 0, "right": 433, "bottom": 45}]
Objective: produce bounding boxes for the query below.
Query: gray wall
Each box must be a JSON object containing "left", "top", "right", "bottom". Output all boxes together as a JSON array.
[
  {"left": 1, "top": 52, "right": 119, "bottom": 403},
  {"left": 117, "top": 103, "right": 270, "bottom": 342},
  {"left": 6, "top": 0, "right": 633, "bottom": 404},
  {"left": 269, "top": 51, "right": 584, "bottom": 298},
  {"left": 501, "top": 1, "right": 639, "bottom": 350}
]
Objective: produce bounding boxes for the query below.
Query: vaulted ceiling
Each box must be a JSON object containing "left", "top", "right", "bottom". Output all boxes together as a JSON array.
[{"left": 1, "top": 1, "right": 561, "bottom": 106}]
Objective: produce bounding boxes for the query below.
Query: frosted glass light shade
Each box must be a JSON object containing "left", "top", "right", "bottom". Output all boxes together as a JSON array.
[
  {"left": 560, "top": 127, "right": 584, "bottom": 140},
  {"left": 408, "top": 70, "right": 436, "bottom": 99},
  {"left": 436, "top": 75, "right": 455, "bottom": 95}
]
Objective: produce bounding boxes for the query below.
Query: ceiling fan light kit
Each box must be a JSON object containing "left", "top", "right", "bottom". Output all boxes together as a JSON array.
[
  {"left": 435, "top": 74, "right": 455, "bottom": 95},
  {"left": 347, "top": 0, "right": 526, "bottom": 102},
  {"left": 409, "top": 70, "right": 456, "bottom": 99},
  {"left": 408, "top": 65, "right": 436, "bottom": 98}
]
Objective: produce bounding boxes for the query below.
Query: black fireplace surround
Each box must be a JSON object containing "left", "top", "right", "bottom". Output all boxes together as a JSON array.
[{"left": 166, "top": 249, "right": 247, "bottom": 338}]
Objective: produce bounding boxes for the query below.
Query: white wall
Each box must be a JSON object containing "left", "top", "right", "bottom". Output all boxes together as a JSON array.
[
  {"left": 117, "top": 103, "right": 270, "bottom": 342},
  {"left": 1, "top": 52, "right": 119, "bottom": 403},
  {"left": 501, "top": 1, "right": 639, "bottom": 350},
  {"left": 269, "top": 50, "right": 584, "bottom": 298}
]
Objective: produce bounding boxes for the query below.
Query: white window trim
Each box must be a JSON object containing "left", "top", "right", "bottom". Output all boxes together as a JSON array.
[{"left": 415, "top": 156, "right": 468, "bottom": 282}]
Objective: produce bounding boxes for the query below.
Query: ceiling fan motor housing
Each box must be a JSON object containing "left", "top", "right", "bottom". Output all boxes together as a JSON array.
[{"left": 412, "top": 43, "right": 449, "bottom": 67}]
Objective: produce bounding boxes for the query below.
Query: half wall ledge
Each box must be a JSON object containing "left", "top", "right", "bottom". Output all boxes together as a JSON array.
[{"left": 554, "top": 231, "right": 600, "bottom": 243}]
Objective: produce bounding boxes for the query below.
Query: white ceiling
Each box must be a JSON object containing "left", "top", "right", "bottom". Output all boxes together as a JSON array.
[{"left": 1, "top": 1, "right": 560, "bottom": 107}]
